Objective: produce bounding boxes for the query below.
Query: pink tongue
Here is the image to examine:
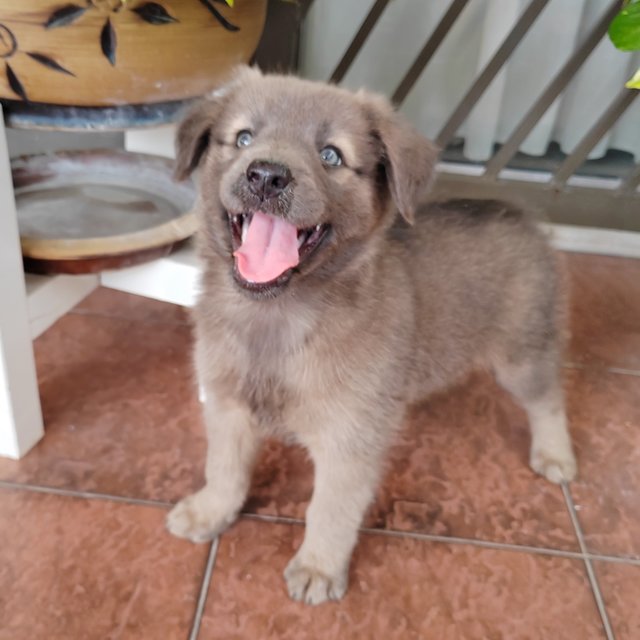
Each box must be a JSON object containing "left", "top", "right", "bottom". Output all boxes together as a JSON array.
[{"left": 233, "top": 211, "right": 300, "bottom": 283}]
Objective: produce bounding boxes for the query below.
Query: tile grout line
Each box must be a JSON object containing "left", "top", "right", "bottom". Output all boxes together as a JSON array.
[
  {"left": 240, "top": 511, "right": 305, "bottom": 526},
  {"left": 3, "top": 480, "right": 640, "bottom": 567},
  {"left": 359, "top": 524, "right": 588, "bottom": 561},
  {"left": 562, "top": 482, "right": 615, "bottom": 640},
  {"left": 188, "top": 537, "right": 219, "bottom": 640},
  {"left": 243, "top": 511, "right": 586, "bottom": 560},
  {"left": 243, "top": 511, "right": 640, "bottom": 566},
  {"left": 600, "top": 366, "right": 640, "bottom": 378},
  {"left": 0, "top": 479, "right": 174, "bottom": 509},
  {"left": 244, "top": 511, "right": 618, "bottom": 564},
  {"left": 563, "top": 362, "right": 640, "bottom": 378},
  {"left": 364, "top": 527, "right": 640, "bottom": 566},
  {"left": 585, "top": 552, "right": 640, "bottom": 567}
]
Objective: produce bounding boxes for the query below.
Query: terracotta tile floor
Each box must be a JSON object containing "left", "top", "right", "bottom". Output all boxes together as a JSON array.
[{"left": 1, "top": 251, "right": 639, "bottom": 639}]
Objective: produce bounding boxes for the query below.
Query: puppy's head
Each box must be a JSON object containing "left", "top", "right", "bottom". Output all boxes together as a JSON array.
[{"left": 175, "top": 66, "right": 438, "bottom": 298}]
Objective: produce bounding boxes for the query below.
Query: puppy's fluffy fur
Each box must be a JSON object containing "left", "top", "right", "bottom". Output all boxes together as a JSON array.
[{"left": 167, "top": 67, "right": 577, "bottom": 605}]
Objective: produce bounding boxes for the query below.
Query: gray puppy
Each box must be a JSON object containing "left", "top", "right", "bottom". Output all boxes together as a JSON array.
[{"left": 167, "top": 67, "right": 576, "bottom": 605}]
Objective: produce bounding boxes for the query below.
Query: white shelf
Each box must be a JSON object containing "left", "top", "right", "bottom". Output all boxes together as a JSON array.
[
  {"left": 26, "top": 272, "right": 99, "bottom": 339},
  {"left": 100, "top": 240, "right": 201, "bottom": 307}
]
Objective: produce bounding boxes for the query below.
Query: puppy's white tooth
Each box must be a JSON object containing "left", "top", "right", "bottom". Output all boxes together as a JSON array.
[
  {"left": 241, "top": 217, "right": 249, "bottom": 243},
  {"left": 315, "top": 224, "right": 321, "bottom": 231},
  {"left": 298, "top": 233, "right": 306, "bottom": 248}
]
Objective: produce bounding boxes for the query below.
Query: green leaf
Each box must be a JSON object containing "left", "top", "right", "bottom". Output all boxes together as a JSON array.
[
  {"left": 626, "top": 67, "right": 640, "bottom": 89},
  {"left": 609, "top": 2, "right": 640, "bottom": 51}
]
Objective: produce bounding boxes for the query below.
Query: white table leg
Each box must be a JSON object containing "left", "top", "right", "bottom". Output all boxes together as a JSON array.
[{"left": 0, "top": 107, "right": 44, "bottom": 459}]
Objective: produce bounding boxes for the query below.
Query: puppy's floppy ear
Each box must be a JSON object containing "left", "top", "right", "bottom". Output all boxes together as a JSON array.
[
  {"left": 174, "top": 65, "right": 264, "bottom": 181},
  {"left": 362, "top": 93, "right": 439, "bottom": 224},
  {"left": 174, "top": 99, "right": 221, "bottom": 181}
]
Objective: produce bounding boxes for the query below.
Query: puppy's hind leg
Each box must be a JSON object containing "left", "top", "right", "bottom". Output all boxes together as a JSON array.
[{"left": 495, "top": 355, "right": 577, "bottom": 483}]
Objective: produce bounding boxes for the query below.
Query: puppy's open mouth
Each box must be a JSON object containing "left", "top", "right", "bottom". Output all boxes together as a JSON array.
[{"left": 228, "top": 211, "right": 330, "bottom": 293}]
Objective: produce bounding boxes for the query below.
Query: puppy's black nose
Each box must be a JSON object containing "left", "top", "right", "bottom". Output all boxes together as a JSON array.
[{"left": 246, "top": 160, "right": 292, "bottom": 199}]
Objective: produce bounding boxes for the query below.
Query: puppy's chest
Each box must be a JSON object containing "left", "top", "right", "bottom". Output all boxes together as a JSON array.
[
  {"left": 226, "top": 316, "right": 317, "bottom": 429},
  {"left": 237, "top": 350, "right": 315, "bottom": 434},
  {"left": 241, "top": 367, "right": 291, "bottom": 426}
]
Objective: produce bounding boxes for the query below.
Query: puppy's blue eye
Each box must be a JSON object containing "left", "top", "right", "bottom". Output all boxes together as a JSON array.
[
  {"left": 320, "top": 146, "right": 342, "bottom": 166},
  {"left": 236, "top": 130, "right": 253, "bottom": 148}
]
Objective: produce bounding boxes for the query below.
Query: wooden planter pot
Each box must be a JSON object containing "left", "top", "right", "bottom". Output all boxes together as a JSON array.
[{"left": 0, "top": 0, "right": 267, "bottom": 108}]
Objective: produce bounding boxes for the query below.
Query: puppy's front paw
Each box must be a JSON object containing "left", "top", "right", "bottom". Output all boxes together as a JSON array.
[
  {"left": 530, "top": 447, "right": 577, "bottom": 484},
  {"left": 166, "top": 490, "right": 236, "bottom": 543},
  {"left": 284, "top": 556, "right": 348, "bottom": 605}
]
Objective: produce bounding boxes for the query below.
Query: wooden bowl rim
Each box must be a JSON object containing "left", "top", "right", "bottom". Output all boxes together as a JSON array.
[{"left": 14, "top": 149, "right": 197, "bottom": 260}]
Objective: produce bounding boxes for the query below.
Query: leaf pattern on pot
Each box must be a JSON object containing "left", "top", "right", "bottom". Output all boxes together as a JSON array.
[
  {"left": 28, "top": 0, "right": 241, "bottom": 82},
  {"left": 6, "top": 62, "right": 27, "bottom": 100},
  {"left": 133, "top": 3, "right": 178, "bottom": 25},
  {"left": 26, "top": 52, "right": 75, "bottom": 76},
  {"left": 0, "top": 24, "right": 17, "bottom": 58},
  {"left": 100, "top": 18, "right": 117, "bottom": 66},
  {"left": 44, "top": 4, "right": 87, "bottom": 29},
  {"left": 198, "top": 0, "right": 240, "bottom": 31}
]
